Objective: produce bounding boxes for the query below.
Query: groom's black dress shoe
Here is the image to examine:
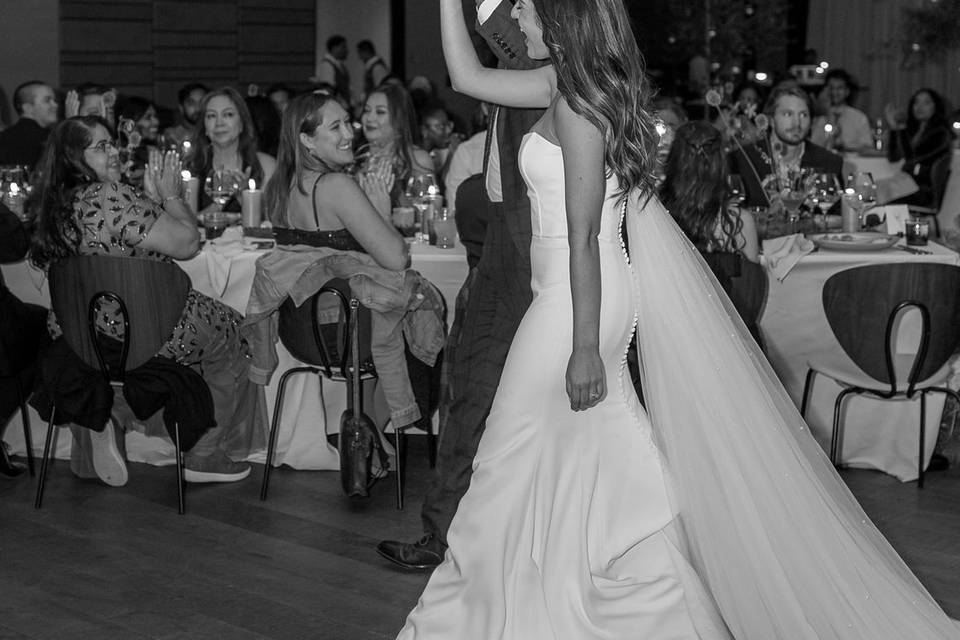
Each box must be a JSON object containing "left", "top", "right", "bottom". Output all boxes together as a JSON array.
[
  {"left": 929, "top": 453, "right": 949, "bottom": 472},
  {"left": 377, "top": 534, "right": 446, "bottom": 570}
]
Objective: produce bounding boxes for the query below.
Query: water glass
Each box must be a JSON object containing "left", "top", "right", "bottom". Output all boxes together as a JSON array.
[
  {"left": 204, "top": 210, "right": 229, "bottom": 240},
  {"left": 433, "top": 208, "right": 457, "bottom": 249},
  {"left": 905, "top": 219, "right": 930, "bottom": 246}
]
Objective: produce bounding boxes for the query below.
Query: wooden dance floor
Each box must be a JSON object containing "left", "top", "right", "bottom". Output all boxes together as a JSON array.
[{"left": 1, "top": 437, "right": 959, "bottom": 639}]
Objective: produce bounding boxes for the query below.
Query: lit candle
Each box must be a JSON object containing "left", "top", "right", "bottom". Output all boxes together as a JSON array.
[
  {"left": 181, "top": 169, "right": 199, "bottom": 214},
  {"left": 242, "top": 178, "right": 262, "bottom": 228}
]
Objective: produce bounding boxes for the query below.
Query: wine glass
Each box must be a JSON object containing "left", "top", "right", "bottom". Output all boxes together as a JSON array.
[
  {"left": 204, "top": 169, "right": 241, "bottom": 210},
  {"left": 407, "top": 174, "right": 439, "bottom": 242},
  {"left": 808, "top": 172, "right": 841, "bottom": 231}
]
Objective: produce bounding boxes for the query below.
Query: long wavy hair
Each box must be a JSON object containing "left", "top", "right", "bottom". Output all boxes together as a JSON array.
[
  {"left": 358, "top": 83, "right": 427, "bottom": 183},
  {"left": 264, "top": 91, "right": 342, "bottom": 226},
  {"left": 660, "top": 121, "right": 742, "bottom": 254},
  {"left": 184, "top": 86, "right": 264, "bottom": 184},
  {"left": 28, "top": 116, "right": 110, "bottom": 269},
  {"left": 906, "top": 87, "right": 949, "bottom": 136},
  {"left": 535, "top": 0, "right": 659, "bottom": 199}
]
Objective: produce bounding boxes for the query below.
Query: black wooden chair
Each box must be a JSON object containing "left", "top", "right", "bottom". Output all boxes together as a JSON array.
[
  {"left": 260, "top": 278, "right": 415, "bottom": 509},
  {"left": 800, "top": 263, "right": 960, "bottom": 487},
  {"left": 35, "top": 256, "right": 192, "bottom": 513},
  {"left": 0, "top": 343, "right": 37, "bottom": 477},
  {"left": 703, "top": 252, "right": 768, "bottom": 349},
  {"left": 908, "top": 152, "right": 952, "bottom": 238}
]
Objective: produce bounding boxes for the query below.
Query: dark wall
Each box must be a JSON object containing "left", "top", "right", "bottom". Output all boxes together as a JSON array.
[{"left": 60, "top": 0, "right": 315, "bottom": 107}]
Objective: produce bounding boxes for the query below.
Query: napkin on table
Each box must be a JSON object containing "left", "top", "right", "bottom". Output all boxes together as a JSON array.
[
  {"left": 877, "top": 204, "right": 911, "bottom": 236},
  {"left": 206, "top": 225, "right": 245, "bottom": 296},
  {"left": 762, "top": 233, "right": 815, "bottom": 282}
]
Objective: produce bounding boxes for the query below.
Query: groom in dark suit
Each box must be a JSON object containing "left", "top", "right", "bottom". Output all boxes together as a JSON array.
[{"left": 377, "top": 0, "right": 547, "bottom": 568}]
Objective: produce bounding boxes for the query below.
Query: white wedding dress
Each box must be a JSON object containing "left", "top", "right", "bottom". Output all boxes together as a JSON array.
[{"left": 397, "top": 132, "right": 960, "bottom": 639}]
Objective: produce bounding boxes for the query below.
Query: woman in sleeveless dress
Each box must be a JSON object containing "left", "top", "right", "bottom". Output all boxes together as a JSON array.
[{"left": 398, "top": 0, "right": 960, "bottom": 638}]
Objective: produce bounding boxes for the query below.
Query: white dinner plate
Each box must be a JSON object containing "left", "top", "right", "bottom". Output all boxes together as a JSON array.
[{"left": 807, "top": 232, "right": 899, "bottom": 252}]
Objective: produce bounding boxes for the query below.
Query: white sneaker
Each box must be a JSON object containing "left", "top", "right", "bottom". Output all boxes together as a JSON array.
[
  {"left": 183, "top": 451, "right": 251, "bottom": 483},
  {"left": 90, "top": 419, "right": 128, "bottom": 487}
]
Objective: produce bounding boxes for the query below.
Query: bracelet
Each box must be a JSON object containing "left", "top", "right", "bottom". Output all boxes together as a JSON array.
[{"left": 161, "top": 195, "right": 183, "bottom": 209}]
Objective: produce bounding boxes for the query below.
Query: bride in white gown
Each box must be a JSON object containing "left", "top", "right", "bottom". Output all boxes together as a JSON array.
[{"left": 398, "top": 0, "right": 960, "bottom": 638}]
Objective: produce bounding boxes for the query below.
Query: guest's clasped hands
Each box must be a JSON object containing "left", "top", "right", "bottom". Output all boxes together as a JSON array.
[{"left": 359, "top": 159, "right": 395, "bottom": 220}]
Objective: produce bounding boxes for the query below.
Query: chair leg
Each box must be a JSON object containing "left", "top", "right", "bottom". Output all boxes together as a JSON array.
[
  {"left": 15, "top": 378, "right": 35, "bottom": 476},
  {"left": 260, "top": 367, "right": 307, "bottom": 501},
  {"left": 394, "top": 426, "right": 403, "bottom": 511},
  {"left": 918, "top": 391, "right": 927, "bottom": 489},
  {"left": 831, "top": 389, "right": 856, "bottom": 467},
  {"left": 800, "top": 369, "right": 815, "bottom": 418},
  {"left": 174, "top": 421, "right": 185, "bottom": 514},
  {"left": 34, "top": 406, "right": 57, "bottom": 509}
]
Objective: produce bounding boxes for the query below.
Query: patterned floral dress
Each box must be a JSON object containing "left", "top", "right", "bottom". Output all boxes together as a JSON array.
[{"left": 56, "top": 181, "right": 265, "bottom": 458}]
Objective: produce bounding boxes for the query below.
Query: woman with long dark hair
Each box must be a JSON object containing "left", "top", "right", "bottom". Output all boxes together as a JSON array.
[
  {"left": 357, "top": 83, "right": 434, "bottom": 204},
  {"left": 185, "top": 86, "right": 276, "bottom": 211},
  {"left": 396, "top": 0, "right": 960, "bottom": 637},
  {"left": 661, "top": 121, "right": 759, "bottom": 262},
  {"left": 30, "top": 116, "right": 265, "bottom": 486},
  {"left": 885, "top": 87, "right": 954, "bottom": 207}
]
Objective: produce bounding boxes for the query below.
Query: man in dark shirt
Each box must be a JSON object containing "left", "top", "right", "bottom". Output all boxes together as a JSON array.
[
  {"left": 730, "top": 86, "right": 843, "bottom": 207},
  {"left": 0, "top": 81, "right": 59, "bottom": 170}
]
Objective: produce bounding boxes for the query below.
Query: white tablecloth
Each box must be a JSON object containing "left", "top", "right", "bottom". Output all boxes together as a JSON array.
[
  {"left": 1, "top": 239, "right": 469, "bottom": 470},
  {"left": 760, "top": 239, "right": 960, "bottom": 481}
]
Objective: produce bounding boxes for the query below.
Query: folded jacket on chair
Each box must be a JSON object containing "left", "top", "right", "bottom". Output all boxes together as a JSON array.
[{"left": 30, "top": 337, "right": 216, "bottom": 452}]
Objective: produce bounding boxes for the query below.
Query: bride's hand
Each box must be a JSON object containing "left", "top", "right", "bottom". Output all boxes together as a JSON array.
[{"left": 566, "top": 348, "right": 606, "bottom": 412}]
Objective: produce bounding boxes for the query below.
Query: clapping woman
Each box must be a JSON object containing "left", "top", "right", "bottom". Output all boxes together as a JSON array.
[
  {"left": 30, "top": 116, "right": 266, "bottom": 485},
  {"left": 185, "top": 87, "right": 276, "bottom": 212}
]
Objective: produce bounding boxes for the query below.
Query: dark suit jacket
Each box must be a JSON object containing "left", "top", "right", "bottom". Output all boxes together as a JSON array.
[
  {"left": 888, "top": 121, "right": 953, "bottom": 191},
  {"left": 729, "top": 139, "right": 843, "bottom": 207},
  {"left": 475, "top": 0, "right": 547, "bottom": 270},
  {"left": 0, "top": 118, "right": 49, "bottom": 169}
]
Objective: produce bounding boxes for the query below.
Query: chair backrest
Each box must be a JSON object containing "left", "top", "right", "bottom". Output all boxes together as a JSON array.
[
  {"left": 454, "top": 173, "right": 488, "bottom": 269},
  {"left": 703, "top": 252, "right": 768, "bottom": 344},
  {"left": 822, "top": 262, "right": 960, "bottom": 390},
  {"left": 930, "top": 152, "right": 952, "bottom": 210},
  {"left": 277, "top": 277, "right": 374, "bottom": 379},
  {"left": 48, "top": 256, "right": 190, "bottom": 376}
]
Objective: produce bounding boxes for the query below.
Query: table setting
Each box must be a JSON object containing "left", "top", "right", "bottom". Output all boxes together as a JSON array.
[{"left": 754, "top": 174, "right": 959, "bottom": 480}]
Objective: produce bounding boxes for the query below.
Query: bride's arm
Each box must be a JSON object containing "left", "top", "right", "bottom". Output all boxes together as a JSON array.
[
  {"left": 557, "top": 98, "right": 607, "bottom": 412},
  {"left": 440, "top": 0, "right": 554, "bottom": 108}
]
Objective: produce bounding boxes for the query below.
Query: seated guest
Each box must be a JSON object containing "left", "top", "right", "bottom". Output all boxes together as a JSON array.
[
  {"left": 729, "top": 85, "right": 843, "bottom": 207},
  {"left": 64, "top": 83, "right": 115, "bottom": 124},
  {"left": 245, "top": 95, "right": 281, "bottom": 157},
  {"left": 116, "top": 96, "right": 161, "bottom": 187},
  {"left": 0, "top": 201, "right": 48, "bottom": 478},
  {"left": 357, "top": 83, "right": 434, "bottom": 207},
  {"left": 0, "top": 81, "right": 59, "bottom": 170},
  {"left": 185, "top": 86, "right": 276, "bottom": 212},
  {"left": 250, "top": 92, "right": 444, "bottom": 436},
  {"left": 885, "top": 88, "right": 955, "bottom": 208},
  {"left": 663, "top": 122, "right": 759, "bottom": 263},
  {"left": 810, "top": 69, "right": 873, "bottom": 152},
  {"left": 29, "top": 116, "right": 266, "bottom": 485},
  {"left": 266, "top": 84, "right": 293, "bottom": 116},
  {"left": 161, "top": 82, "right": 208, "bottom": 150},
  {"left": 444, "top": 103, "right": 488, "bottom": 213},
  {"left": 420, "top": 106, "right": 463, "bottom": 182},
  {"left": 664, "top": 121, "right": 763, "bottom": 343}
]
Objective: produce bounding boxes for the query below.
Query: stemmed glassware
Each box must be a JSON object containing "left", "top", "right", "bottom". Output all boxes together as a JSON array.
[
  {"left": 807, "top": 172, "right": 842, "bottom": 232},
  {"left": 204, "top": 169, "right": 242, "bottom": 210},
  {"left": 852, "top": 172, "right": 877, "bottom": 225},
  {"left": 406, "top": 173, "right": 439, "bottom": 243}
]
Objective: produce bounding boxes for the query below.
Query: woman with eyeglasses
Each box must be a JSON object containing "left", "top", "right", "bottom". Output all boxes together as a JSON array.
[{"left": 28, "top": 115, "right": 266, "bottom": 487}]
